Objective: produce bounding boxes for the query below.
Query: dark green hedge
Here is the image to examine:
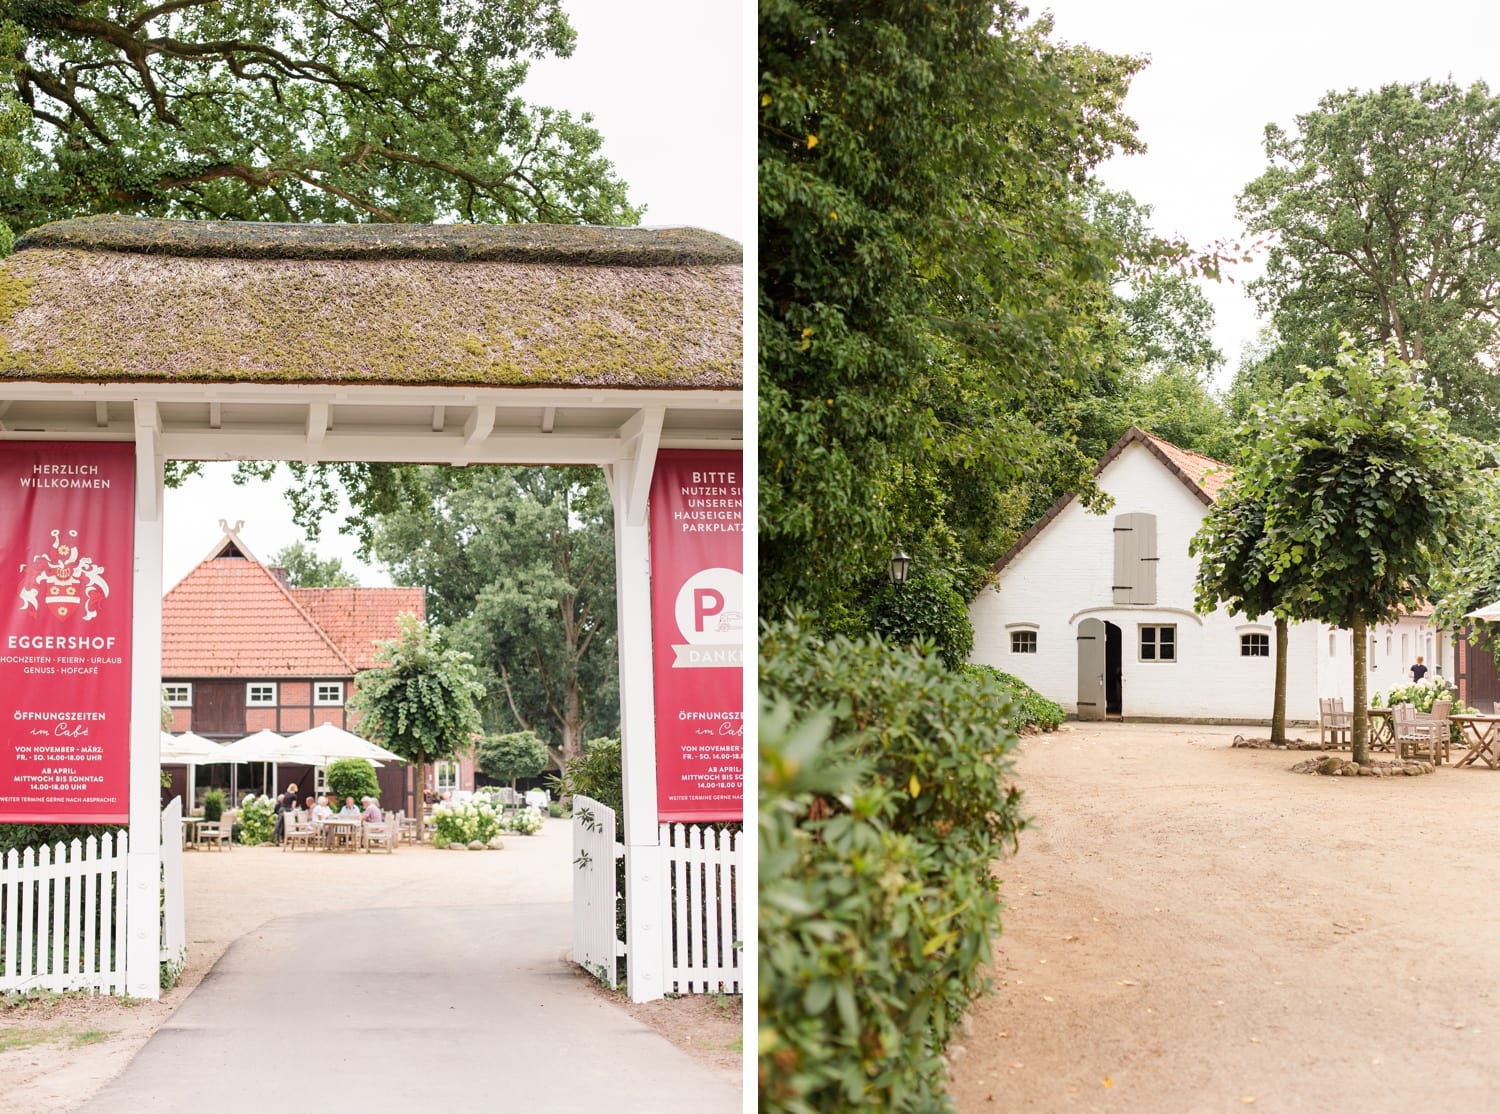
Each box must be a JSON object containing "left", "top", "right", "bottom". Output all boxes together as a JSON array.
[
  {"left": 759, "top": 620, "right": 1026, "bottom": 1111},
  {"left": 963, "top": 664, "right": 1066, "bottom": 732}
]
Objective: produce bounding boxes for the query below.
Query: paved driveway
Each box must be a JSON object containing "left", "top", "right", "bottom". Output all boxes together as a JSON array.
[{"left": 80, "top": 902, "right": 740, "bottom": 1113}]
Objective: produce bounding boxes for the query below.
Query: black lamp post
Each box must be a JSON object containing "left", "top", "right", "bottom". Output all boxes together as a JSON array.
[{"left": 888, "top": 547, "right": 912, "bottom": 586}]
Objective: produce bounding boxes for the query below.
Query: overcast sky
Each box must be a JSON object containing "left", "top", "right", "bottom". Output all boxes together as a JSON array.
[
  {"left": 1042, "top": 0, "right": 1500, "bottom": 385},
  {"left": 161, "top": 0, "right": 745, "bottom": 591}
]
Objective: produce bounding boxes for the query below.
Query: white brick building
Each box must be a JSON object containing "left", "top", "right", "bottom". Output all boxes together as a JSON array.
[{"left": 968, "top": 428, "right": 1444, "bottom": 722}]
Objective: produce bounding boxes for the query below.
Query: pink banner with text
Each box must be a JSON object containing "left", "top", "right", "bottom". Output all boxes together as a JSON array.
[
  {"left": 0, "top": 442, "right": 135, "bottom": 824},
  {"left": 649, "top": 450, "right": 743, "bottom": 822}
]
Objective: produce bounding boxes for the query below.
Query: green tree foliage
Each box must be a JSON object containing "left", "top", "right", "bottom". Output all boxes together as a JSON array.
[
  {"left": 325, "top": 758, "right": 379, "bottom": 805},
  {"left": 864, "top": 571, "right": 974, "bottom": 671},
  {"left": 477, "top": 730, "right": 550, "bottom": 791},
  {"left": 549, "top": 736, "right": 621, "bottom": 825},
  {"left": 1190, "top": 484, "right": 1296, "bottom": 741},
  {"left": 3, "top": 0, "right": 639, "bottom": 232},
  {"left": 759, "top": 0, "right": 1151, "bottom": 616},
  {"left": 348, "top": 614, "right": 483, "bottom": 838},
  {"left": 369, "top": 466, "right": 617, "bottom": 771},
  {"left": 268, "top": 542, "right": 357, "bottom": 588},
  {"left": 759, "top": 619, "right": 1025, "bottom": 1110},
  {"left": 1239, "top": 80, "right": 1500, "bottom": 439},
  {"left": 1073, "top": 190, "right": 1234, "bottom": 465},
  {"left": 1229, "top": 338, "right": 1480, "bottom": 762}
]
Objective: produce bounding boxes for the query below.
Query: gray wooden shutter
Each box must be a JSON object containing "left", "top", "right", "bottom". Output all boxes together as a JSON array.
[{"left": 1113, "top": 513, "right": 1157, "bottom": 604}]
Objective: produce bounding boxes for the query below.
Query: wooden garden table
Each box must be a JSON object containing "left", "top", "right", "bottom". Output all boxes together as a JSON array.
[{"left": 1451, "top": 714, "right": 1500, "bottom": 768}]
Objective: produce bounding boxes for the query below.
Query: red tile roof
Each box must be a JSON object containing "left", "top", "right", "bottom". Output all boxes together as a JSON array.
[
  {"left": 163, "top": 557, "right": 352, "bottom": 677},
  {"left": 291, "top": 587, "right": 426, "bottom": 670},
  {"left": 162, "top": 533, "right": 425, "bottom": 677},
  {"left": 1138, "top": 430, "right": 1233, "bottom": 501}
]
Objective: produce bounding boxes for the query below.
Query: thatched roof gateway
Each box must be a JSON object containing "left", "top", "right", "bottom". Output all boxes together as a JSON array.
[{"left": 0, "top": 216, "right": 741, "bottom": 388}]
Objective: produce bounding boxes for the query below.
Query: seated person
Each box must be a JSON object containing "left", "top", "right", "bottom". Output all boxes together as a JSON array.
[
  {"left": 360, "top": 796, "right": 382, "bottom": 823},
  {"left": 311, "top": 795, "right": 333, "bottom": 827},
  {"left": 338, "top": 795, "right": 360, "bottom": 816}
]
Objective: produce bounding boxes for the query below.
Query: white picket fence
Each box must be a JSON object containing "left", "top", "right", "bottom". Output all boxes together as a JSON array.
[
  {"left": 0, "top": 800, "right": 185, "bottom": 995},
  {"left": 662, "top": 822, "right": 741, "bottom": 995},
  {"left": 572, "top": 795, "right": 625, "bottom": 988},
  {"left": 570, "top": 797, "right": 742, "bottom": 996}
]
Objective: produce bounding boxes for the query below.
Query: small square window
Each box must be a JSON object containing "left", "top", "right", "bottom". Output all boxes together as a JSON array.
[
  {"left": 247, "top": 683, "right": 277, "bottom": 707},
  {"left": 1140, "top": 625, "right": 1176, "bottom": 662},
  {"left": 162, "top": 683, "right": 192, "bottom": 707},
  {"left": 1241, "top": 633, "right": 1270, "bottom": 657},
  {"left": 314, "top": 682, "right": 344, "bottom": 706},
  {"left": 1010, "top": 630, "right": 1037, "bottom": 654}
]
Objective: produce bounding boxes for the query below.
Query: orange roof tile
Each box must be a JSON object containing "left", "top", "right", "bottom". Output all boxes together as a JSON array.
[
  {"left": 291, "top": 587, "right": 426, "bottom": 670},
  {"left": 163, "top": 557, "right": 353, "bottom": 677},
  {"left": 1139, "top": 430, "right": 1233, "bottom": 501}
]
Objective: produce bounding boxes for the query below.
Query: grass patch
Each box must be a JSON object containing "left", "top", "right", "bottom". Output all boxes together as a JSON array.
[
  {"left": 0, "top": 1025, "right": 65, "bottom": 1052},
  {"left": 70, "top": 1029, "right": 112, "bottom": 1047}
]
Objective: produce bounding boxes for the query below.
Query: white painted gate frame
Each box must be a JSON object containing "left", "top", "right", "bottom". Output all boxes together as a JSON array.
[{"left": 60, "top": 387, "right": 739, "bottom": 1003}]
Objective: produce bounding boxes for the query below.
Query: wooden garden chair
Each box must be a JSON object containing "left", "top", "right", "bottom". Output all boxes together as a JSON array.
[
  {"left": 1415, "top": 699, "right": 1453, "bottom": 765},
  {"left": 1394, "top": 703, "right": 1442, "bottom": 763},
  {"left": 362, "top": 817, "right": 396, "bottom": 853},
  {"left": 1319, "top": 697, "right": 1352, "bottom": 750},
  {"left": 282, "top": 810, "right": 316, "bottom": 851}
]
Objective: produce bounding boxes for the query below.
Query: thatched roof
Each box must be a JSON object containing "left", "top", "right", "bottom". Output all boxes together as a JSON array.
[{"left": 0, "top": 216, "right": 742, "bottom": 389}]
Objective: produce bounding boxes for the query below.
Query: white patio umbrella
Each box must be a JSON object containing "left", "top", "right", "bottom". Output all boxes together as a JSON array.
[
  {"left": 159, "top": 730, "right": 228, "bottom": 764},
  {"left": 1465, "top": 600, "right": 1500, "bottom": 622},
  {"left": 160, "top": 730, "right": 231, "bottom": 812},
  {"left": 221, "top": 729, "right": 299, "bottom": 802},
  {"left": 282, "top": 721, "right": 405, "bottom": 766}
]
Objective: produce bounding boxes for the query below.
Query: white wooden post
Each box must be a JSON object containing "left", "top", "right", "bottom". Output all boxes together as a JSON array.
[
  {"left": 606, "top": 409, "right": 665, "bottom": 1002},
  {"left": 125, "top": 403, "right": 164, "bottom": 999}
]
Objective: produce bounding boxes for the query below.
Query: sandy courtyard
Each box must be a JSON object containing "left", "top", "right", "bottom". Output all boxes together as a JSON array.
[
  {"left": 948, "top": 721, "right": 1500, "bottom": 1112},
  {"left": 0, "top": 818, "right": 741, "bottom": 1112}
]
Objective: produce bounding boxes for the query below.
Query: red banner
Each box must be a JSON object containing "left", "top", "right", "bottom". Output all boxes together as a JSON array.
[
  {"left": 649, "top": 450, "right": 743, "bottom": 822},
  {"left": 0, "top": 443, "right": 135, "bottom": 824}
]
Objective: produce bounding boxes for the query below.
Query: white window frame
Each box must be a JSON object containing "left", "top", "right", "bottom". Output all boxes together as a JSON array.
[
  {"left": 1010, "top": 629, "right": 1038, "bottom": 654},
  {"left": 162, "top": 682, "right": 192, "bottom": 707},
  {"left": 435, "top": 759, "right": 461, "bottom": 794},
  {"left": 246, "top": 682, "right": 278, "bottom": 707},
  {"left": 314, "top": 766, "right": 329, "bottom": 796},
  {"left": 1139, "top": 624, "right": 1176, "bottom": 663},
  {"left": 1239, "top": 632, "right": 1270, "bottom": 658},
  {"left": 313, "top": 681, "right": 344, "bottom": 706}
]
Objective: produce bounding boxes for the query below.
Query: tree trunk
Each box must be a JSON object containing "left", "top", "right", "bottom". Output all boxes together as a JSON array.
[
  {"left": 1352, "top": 616, "right": 1369, "bottom": 765},
  {"left": 414, "top": 752, "right": 427, "bottom": 842},
  {"left": 1271, "top": 617, "right": 1289, "bottom": 744}
]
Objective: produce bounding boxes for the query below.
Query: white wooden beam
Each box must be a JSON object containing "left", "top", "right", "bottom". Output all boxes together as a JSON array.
[
  {"left": 431, "top": 404, "right": 446, "bottom": 432},
  {"left": 126, "top": 418, "right": 165, "bottom": 999},
  {"left": 304, "top": 401, "right": 329, "bottom": 462},
  {"left": 616, "top": 408, "right": 665, "bottom": 527},
  {"left": 208, "top": 401, "right": 221, "bottom": 429},
  {"left": 133, "top": 402, "right": 161, "bottom": 522},
  {"left": 540, "top": 406, "right": 556, "bottom": 434},
  {"left": 95, "top": 401, "right": 109, "bottom": 427},
  {"left": 612, "top": 478, "right": 664, "bottom": 1002}
]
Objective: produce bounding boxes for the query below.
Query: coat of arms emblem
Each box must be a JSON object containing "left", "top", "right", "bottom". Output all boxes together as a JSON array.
[{"left": 17, "top": 528, "right": 110, "bottom": 621}]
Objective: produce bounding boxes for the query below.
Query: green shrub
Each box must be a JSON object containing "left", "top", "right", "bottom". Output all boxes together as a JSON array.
[
  {"left": 237, "top": 795, "right": 275, "bottom": 845},
  {"left": 0, "top": 824, "right": 122, "bottom": 857},
  {"left": 758, "top": 618, "right": 1025, "bottom": 1111},
  {"left": 551, "top": 736, "right": 622, "bottom": 834},
  {"left": 326, "top": 758, "right": 380, "bottom": 804},
  {"left": 478, "top": 730, "right": 551, "bottom": 789},
  {"left": 864, "top": 570, "right": 974, "bottom": 670},
  {"left": 963, "top": 664, "right": 1065, "bottom": 732},
  {"left": 202, "top": 789, "right": 225, "bottom": 823},
  {"left": 431, "top": 799, "right": 501, "bottom": 847}
]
